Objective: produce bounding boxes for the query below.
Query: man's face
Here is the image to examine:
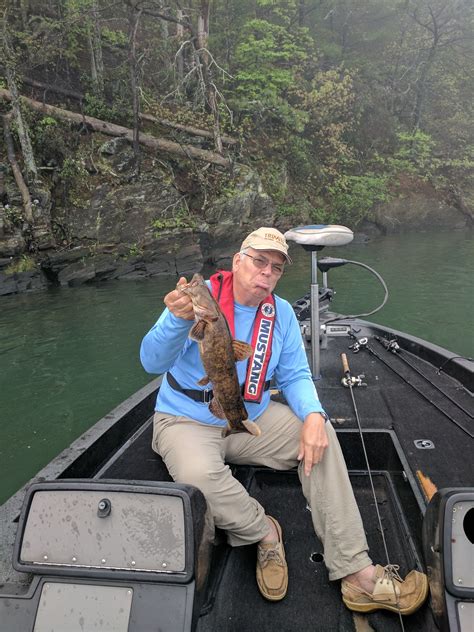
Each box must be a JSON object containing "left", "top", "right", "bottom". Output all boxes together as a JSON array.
[{"left": 232, "top": 248, "right": 286, "bottom": 306}]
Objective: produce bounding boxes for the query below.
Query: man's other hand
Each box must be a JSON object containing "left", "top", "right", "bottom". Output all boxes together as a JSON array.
[{"left": 298, "top": 412, "right": 329, "bottom": 476}]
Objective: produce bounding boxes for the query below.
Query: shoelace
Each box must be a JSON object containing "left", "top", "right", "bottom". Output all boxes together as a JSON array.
[
  {"left": 258, "top": 546, "right": 283, "bottom": 565},
  {"left": 381, "top": 564, "right": 403, "bottom": 586}
]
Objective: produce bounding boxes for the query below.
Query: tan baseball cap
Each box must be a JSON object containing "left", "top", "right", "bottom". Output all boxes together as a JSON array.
[{"left": 240, "top": 227, "right": 292, "bottom": 263}]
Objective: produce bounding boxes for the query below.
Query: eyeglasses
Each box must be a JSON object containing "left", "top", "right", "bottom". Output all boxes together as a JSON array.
[{"left": 241, "top": 252, "right": 285, "bottom": 275}]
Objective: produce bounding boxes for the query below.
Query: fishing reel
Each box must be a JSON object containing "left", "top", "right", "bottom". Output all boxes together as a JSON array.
[
  {"left": 341, "top": 374, "right": 367, "bottom": 388},
  {"left": 375, "top": 336, "right": 400, "bottom": 353},
  {"left": 349, "top": 337, "right": 368, "bottom": 353}
]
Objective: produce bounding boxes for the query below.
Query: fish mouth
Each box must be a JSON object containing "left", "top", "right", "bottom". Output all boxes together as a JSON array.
[{"left": 178, "top": 276, "right": 206, "bottom": 294}]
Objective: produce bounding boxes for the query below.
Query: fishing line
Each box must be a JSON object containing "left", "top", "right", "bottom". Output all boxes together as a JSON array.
[
  {"left": 375, "top": 337, "right": 474, "bottom": 419},
  {"left": 341, "top": 353, "right": 405, "bottom": 632}
]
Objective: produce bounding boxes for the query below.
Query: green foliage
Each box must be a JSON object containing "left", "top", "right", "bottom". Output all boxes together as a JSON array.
[
  {"left": 125, "top": 243, "right": 144, "bottom": 259},
  {"left": 59, "top": 157, "right": 91, "bottom": 208},
  {"left": 83, "top": 93, "right": 119, "bottom": 121},
  {"left": 260, "top": 163, "right": 289, "bottom": 205},
  {"left": 326, "top": 174, "right": 390, "bottom": 225},
  {"left": 301, "top": 69, "right": 356, "bottom": 177},
  {"left": 59, "top": 157, "right": 88, "bottom": 181},
  {"left": 101, "top": 27, "right": 127, "bottom": 47},
  {"left": 3, "top": 206, "right": 24, "bottom": 226},
  {"left": 388, "top": 131, "right": 436, "bottom": 177},
  {"left": 30, "top": 115, "right": 71, "bottom": 166},
  {"left": 5, "top": 255, "right": 37, "bottom": 275},
  {"left": 276, "top": 203, "right": 300, "bottom": 217},
  {"left": 2, "top": 0, "right": 472, "bottom": 234},
  {"left": 152, "top": 207, "right": 196, "bottom": 237},
  {"left": 232, "top": 10, "right": 313, "bottom": 131}
]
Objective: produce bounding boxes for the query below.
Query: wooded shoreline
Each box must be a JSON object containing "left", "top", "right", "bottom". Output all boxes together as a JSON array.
[{"left": 1, "top": 1, "right": 472, "bottom": 295}]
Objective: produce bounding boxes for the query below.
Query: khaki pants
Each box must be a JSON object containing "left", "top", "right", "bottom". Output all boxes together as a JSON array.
[{"left": 152, "top": 401, "right": 372, "bottom": 580}]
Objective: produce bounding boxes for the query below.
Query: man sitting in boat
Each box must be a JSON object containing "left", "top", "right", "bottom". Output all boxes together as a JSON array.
[{"left": 140, "top": 227, "right": 428, "bottom": 615}]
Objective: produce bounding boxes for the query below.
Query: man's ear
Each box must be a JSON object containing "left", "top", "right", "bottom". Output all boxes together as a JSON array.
[{"left": 232, "top": 252, "right": 241, "bottom": 271}]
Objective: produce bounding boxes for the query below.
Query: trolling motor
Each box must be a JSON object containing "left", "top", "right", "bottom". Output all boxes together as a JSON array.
[
  {"left": 286, "top": 225, "right": 391, "bottom": 379},
  {"left": 284, "top": 225, "right": 354, "bottom": 379}
]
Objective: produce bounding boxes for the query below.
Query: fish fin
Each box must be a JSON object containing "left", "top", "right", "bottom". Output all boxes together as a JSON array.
[
  {"left": 243, "top": 420, "right": 261, "bottom": 437},
  {"left": 232, "top": 340, "right": 254, "bottom": 362},
  {"left": 197, "top": 375, "right": 210, "bottom": 386},
  {"left": 190, "top": 320, "right": 207, "bottom": 341},
  {"left": 221, "top": 420, "right": 261, "bottom": 438},
  {"left": 221, "top": 423, "right": 232, "bottom": 438},
  {"left": 209, "top": 397, "right": 226, "bottom": 419}
]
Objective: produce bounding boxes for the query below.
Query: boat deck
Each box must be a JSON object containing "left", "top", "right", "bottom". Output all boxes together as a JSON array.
[
  {"left": 1, "top": 323, "right": 472, "bottom": 631},
  {"left": 92, "top": 326, "right": 473, "bottom": 631}
]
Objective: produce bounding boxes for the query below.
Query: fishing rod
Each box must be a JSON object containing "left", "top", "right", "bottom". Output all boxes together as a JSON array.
[
  {"left": 349, "top": 336, "right": 474, "bottom": 439},
  {"left": 341, "top": 353, "right": 405, "bottom": 632},
  {"left": 375, "top": 337, "right": 474, "bottom": 420}
]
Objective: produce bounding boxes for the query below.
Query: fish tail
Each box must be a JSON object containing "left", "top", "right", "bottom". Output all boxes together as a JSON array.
[{"left": 242, "top": 420, "right": 261, "bottom": 437}]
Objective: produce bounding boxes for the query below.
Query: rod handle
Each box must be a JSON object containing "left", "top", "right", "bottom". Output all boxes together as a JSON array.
[{"left": 341, "top": 353, "right": 350, "bottom": 375}]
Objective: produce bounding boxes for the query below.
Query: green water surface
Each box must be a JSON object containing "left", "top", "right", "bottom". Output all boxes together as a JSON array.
[{"left": 1, "top": 230, "right": 473, "bottom": 504}]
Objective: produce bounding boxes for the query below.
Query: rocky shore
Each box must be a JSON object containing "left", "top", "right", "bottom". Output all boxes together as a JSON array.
[{"left": 1, "top": 140, "right": 472, "bottom": 297}]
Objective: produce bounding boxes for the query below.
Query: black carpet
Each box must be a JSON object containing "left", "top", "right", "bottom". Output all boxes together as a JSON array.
[{"left": 197, "top": 470, "right": 435, "bottom": 632}]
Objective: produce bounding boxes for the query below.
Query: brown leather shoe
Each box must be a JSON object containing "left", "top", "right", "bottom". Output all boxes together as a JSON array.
[
  {"left": 341, "top": 564, "right": 429, "bottom": 615},
  {"left": 256, "top": 516, "right": 288, "bottom": 601}
]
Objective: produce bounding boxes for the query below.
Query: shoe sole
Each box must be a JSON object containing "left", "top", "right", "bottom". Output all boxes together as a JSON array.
[
  {"left": 256, "top": 516, "right": 288, "bottom": 601},
  {"left": 343, "top": 574, "right": 429, "bottom": 615}
]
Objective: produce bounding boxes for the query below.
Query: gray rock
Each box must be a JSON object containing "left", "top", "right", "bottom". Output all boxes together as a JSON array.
[
  {"left": 88, "top": 254, "right": 119, "bottom": 280},
  {"left": 57, "top": 260, "right": 96, "bottom": 287},
  {"left": 99, "top": 138, "right": 130, "bottom": 156},
  {"left": 15, "top": 271, "right": 48, "bottom": 292},
  {"left": 0, "top": 257, "right": 13, "bottom": 269},
  {"left": 42, "top": 247, "right": 92, "bottom": 274},
  {"left": 204, "top": 187, "right": 275, "bottom": 263},
  {"left": 0, "top": 273, "right": 17, "bottom": 296},
  {"left": 373, "top": 189, "right": 468, "bottom": 233},
  {"left": 117, "top": 270, "right": 148, "bottom": 280},
  {"left": 0, "top": 232, "right": 26, "bottom": 257}
]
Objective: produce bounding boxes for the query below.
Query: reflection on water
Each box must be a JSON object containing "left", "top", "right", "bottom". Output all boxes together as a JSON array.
[{"left": 1, "top": 230, "right": 473, "bottom": 503}]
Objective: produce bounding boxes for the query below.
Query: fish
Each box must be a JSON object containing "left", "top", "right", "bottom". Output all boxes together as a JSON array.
[{"left": 178, "top": 273, "right": 261, "bottom": 438}]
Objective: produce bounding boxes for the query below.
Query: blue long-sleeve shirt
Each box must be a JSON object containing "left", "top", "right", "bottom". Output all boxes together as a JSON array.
[{"left": 140, "top": 291, "right": 326, "bottom": 428}]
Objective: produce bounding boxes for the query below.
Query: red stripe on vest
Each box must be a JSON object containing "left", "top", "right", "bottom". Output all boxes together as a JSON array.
[{"left": 210, "top": 271, "right": 275, "bottom": 403}]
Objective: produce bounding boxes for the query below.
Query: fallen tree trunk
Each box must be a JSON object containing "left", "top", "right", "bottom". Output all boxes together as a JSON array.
[
  {"left": 2, "top": 113, "right": 34, "bottom": 225},
  {"left": 10, "top": 79, "right": 238, "bottom": 145},
  {"left": 0, "top": 88, "right": 232, "bottom": 168},
  {"left": 140, "top": 113, "right": 237, "bottom": 145}
]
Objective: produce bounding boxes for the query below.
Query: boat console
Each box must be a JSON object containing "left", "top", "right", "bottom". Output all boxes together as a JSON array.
[
  {"left": 4, "top": 480, "right": 209, "bottom": 632},
  {"left": 423, "top": 488, "right": 474, "bottom": 631}
]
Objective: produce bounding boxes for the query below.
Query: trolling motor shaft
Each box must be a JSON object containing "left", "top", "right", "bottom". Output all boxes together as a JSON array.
[{"left": 283, "top": 225, "right": 354, "bottom": 380}]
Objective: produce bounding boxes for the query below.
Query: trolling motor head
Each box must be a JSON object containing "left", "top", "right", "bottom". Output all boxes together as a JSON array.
[
  {"left": 284, "top": 225, "right": 354, "bottom": 379},
  {"left": 284, "top": 225, "right": 354, "bottom": 251}
]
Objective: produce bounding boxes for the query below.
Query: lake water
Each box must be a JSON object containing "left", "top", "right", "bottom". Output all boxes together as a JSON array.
[{"left": 1, "top": 230, "right": 473, "bottom": 504}]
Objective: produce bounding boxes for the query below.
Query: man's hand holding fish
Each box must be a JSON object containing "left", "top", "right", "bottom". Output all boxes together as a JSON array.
[{"left": 164, "top": 276, "right": 194, "bottom": 320}]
